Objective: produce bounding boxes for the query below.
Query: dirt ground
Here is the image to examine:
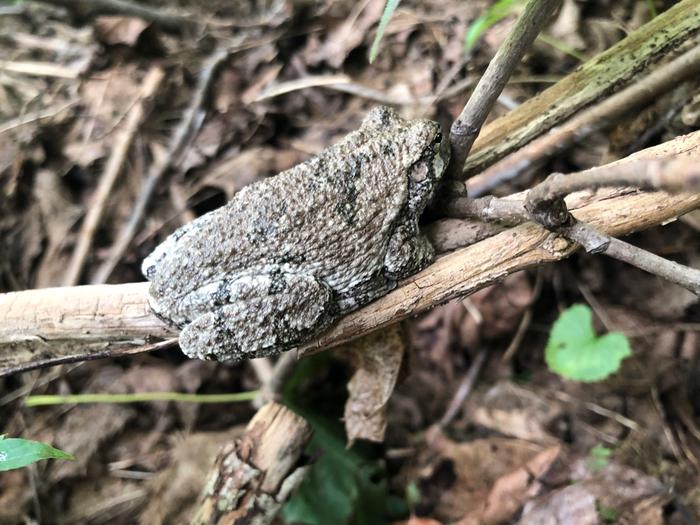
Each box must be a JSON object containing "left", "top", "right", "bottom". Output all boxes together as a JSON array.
[{"left": 1, "top": 0, "right": 700, "bottom": 523}]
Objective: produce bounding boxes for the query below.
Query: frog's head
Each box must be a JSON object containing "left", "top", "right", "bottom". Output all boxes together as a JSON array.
[{"left": 400, "top": 116, "right": 450, "bottom": 216}]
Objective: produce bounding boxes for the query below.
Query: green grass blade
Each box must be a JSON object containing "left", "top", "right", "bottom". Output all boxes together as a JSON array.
[
  {"left": 24, "top": 390, "right": 259, "bottom": 406},
  {"left": 369, "top": 0, "right": 401, "bottom": 64},
  {"left": 465, "top": 0, "right": 520, "bottom": 52}
]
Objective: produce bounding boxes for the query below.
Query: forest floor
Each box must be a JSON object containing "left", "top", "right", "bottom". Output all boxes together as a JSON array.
[{"left": 1, "top": 0, "right": 700, "bottom": 523}]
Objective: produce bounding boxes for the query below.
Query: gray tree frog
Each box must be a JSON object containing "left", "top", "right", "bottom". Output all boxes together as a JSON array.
[{"left": 142, "top": 106, "right": 448, "bottom": 361}]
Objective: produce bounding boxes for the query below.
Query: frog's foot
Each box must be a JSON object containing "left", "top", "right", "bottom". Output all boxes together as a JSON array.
[
  {"left": 179, "top": 272, "right": 336, "bottom": 362},
  {"left": 384, "top": 224, "right": 434, "bottom": 281}
]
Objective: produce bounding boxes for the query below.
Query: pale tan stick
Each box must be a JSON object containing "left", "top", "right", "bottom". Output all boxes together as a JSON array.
[
  {"left": 190, "top": 403, "right": 312, "bottom": 525},
  {"left": 63, "top": 67, "right": 165, "bottom": 286},
  {"left": 2, "top": 134, "right": 700, "bottom": 374},
  {"left": 92, "top": 47, "right": 231, "bottom": 284},
  {"left": 462, "top": 0, "right": 700, "bottom": 178}
]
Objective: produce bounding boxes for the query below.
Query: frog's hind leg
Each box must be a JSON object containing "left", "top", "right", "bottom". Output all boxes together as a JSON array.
[{"left": 179, "top": 272, "right": 336, "bottom": 362}]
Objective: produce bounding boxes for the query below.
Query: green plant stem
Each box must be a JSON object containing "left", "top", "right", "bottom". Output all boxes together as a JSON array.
[{"left": 25, "top": 391, "right": 259, "bottom": 406}]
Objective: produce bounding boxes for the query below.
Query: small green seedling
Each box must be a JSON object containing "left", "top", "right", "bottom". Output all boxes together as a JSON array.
[
  {"left": 596, "top": 502, "right": 618, "bottom": 523},
  {"left": 545, "top": 304, "right": 631, "bottom": 382},
  {"left": 588, "top": 443, "right": 612, "bottom": 471},
  {"left": 0, "top": 435, "right": 75, "bottom": 471}
]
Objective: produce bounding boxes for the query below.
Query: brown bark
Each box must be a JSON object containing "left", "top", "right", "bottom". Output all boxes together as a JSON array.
[{"left": 190, "top": 402, "right": 312, "bottom": 525}]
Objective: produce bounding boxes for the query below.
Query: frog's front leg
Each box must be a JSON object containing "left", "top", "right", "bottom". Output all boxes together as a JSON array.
[
  {"left": 384, "top": 222, "right": 434, "bottom": 281},
  {"left": 179, "top": 272, "right": 336, "bottom": 362}
]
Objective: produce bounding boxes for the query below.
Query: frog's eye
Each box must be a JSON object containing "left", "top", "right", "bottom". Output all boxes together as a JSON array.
[{"left": 434, "top": 131, "right": 443, "bottom": 145}]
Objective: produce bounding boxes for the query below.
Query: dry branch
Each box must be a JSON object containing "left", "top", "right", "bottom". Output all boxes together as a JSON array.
[
  {"left": 63, "top": 67, "right": 165, "bottom": 286},
  {"left": 461, "top": 0, "right": 700, "bottom": 178},
  {"left": 190, "top": 402, "right": 312, "bottom": 525},
  {"left": 2, "top": 132, "right": 699, "bottom": 375},
  {"left": 446, "top": 0, "right": 561, "bottom": 182},
  {"left": 470, "top": 43, "right": 700, "bottom": 195}
]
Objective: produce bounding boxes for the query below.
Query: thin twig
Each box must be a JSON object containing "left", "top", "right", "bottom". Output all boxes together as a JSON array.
[
  {"left": 446, "top": 0, "right": 561, "bottom": 182},
  {"left": 63, "top": 67, "right": 165, "bottom": 286},
  {"left": 470, "top": 43, "right": 700, "bottom": 195},
  {"left": 438, "top": 350, "right": 488, "bottom": 429},
  {"left": 450, "top": 154, "right": 700, "bottom": 295},
  {"left": 583, "top": 231, "right": 700, "bottom": 295},
  {"left": 92, "top": 47, "right": 231, "bottom": 284},
  {"left": 527, "top": 157, "right": 700, "bottom": 206}
]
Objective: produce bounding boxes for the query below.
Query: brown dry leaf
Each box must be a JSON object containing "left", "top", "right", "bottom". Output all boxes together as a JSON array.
[
  {"left": 344, "top": 325, "right": 406, "bottom": 444},
  {"left": 416, "top": 434, "right": 547, "bottom": 523},
  {"left": 94, "top": 16, "right": 151, "bottom": 46},
  {"left": 0, "top": 470, "right": 31, "bottom": 523},
  {"left": 517, "top": 483, "right": 598, "bottom": 525},
  {"left": 64, "top": 64, "right": 144, "bottom": 167},
  {"left": 304, "top": 0, "right": 385, "bottom": 68},
  {"left": 192, "top": 146, "right": 303, "bottom": 199},
  {"left": 466, "top": 382, "right": 563, "bottom": 445},
  {"left": 462, "top": 271, "right": 534, "bottom": 345},
  {"left": 458, "top": 445, "right": 562, "bottom": 525},
  {"left": 61, "top": 478, "right": 147, "bottom": 524},
  {"left": 546, "top": 0, "right": 585, "bottom": 53},
  {"left": 140, "top": 429, "right": 243, "bottom": 525},
  {"left": 33, "top": 169, "right": 82, "bottom": 287},
  {"left": 518, "top": 459, "right": 666, "bottom": 525}
]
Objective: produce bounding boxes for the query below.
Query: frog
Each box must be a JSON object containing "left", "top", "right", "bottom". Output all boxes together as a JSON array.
[{"left": 142, "top": 106, "right": 449, "bottom": 361}]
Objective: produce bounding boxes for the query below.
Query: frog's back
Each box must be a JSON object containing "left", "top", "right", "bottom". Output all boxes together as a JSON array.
[{"left": 168, "top": 128, "right": 408, "bottom": 294}]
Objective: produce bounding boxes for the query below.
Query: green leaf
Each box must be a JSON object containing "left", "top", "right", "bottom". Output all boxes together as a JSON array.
[
  {"left": 464, "top": 0, "right": 520, "bottom": 52},
  {"left": 597, "top": 502, "right": 618, "bottom": 523},
  {"left": 588, "top": 443, "right": 611, "bottom": 471},
  {"left": 545, "top": 304, "right": 631, "bottom": 382},
  {"left": 281, "top": 354, "right": 400, "bottom": 524},
  {"left": 369, "top": 0, "right": 401, "bottom": 64},
  {"left": 281, "top": 415, "right": 390, "bottom": 525},
  {"left": 0, "top": 435, "right": 75, "bottom": 471}
]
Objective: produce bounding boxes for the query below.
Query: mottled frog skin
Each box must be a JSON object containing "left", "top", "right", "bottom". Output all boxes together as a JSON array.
[{"left": 142, "top": 106, "right": 448, "bottom": 361}]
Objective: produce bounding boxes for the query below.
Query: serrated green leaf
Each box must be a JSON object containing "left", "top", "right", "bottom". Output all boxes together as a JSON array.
[
  {"left": 545, "top": 304, "right": 631, "bottom": 383},
  {"left": 0, "top": 436, "right": 75, "bottom": 471},
  {"left": 369, "top": 0, "right": 401, "bottom": 64}
]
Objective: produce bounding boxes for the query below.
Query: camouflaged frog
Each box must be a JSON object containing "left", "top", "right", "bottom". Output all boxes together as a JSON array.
[{"left": 142, "top": 106, "right": 448, "bottom": 361}]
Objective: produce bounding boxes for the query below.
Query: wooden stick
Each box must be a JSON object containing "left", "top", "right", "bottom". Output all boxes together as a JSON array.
[
  {"left": 2, "top": 132, "right": 699, "bottom": 374},
  {"left": 63, "top": 67, "right": 165, "bottom": 286},
  {"left": 461, "top": 0, "right": 700, "bottom": 178},
  {"left": 190, "top": 403, "right": 312, "bottom": 525},
  {"left": 446, "top": 0, "right": 561, "bottom": 181}
]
